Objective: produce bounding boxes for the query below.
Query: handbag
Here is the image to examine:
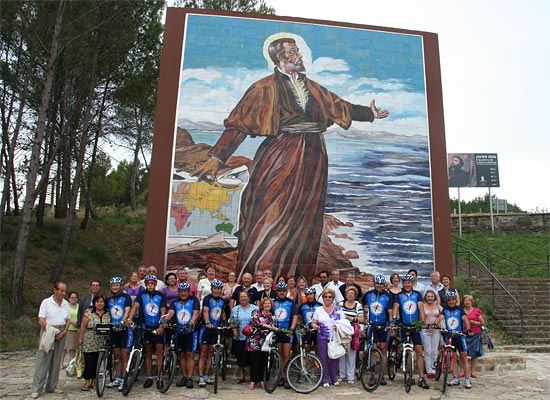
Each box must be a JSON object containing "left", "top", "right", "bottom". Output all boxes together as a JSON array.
[
  {"left": 75, "top": 348, "right": 84, "bottom": 379},
  {"left": 351, "top": 322, "right": 361, "bottom": 351},
  {"left": 327, "top": 329, "right": 346, "bottom": 359}
]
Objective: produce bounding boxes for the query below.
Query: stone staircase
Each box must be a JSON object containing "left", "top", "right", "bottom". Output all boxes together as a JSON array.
[{"left": 463, "top": 276, "right": 550, "bottom": 345}]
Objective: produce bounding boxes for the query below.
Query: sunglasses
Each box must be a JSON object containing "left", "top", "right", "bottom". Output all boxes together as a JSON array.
[{"left": 323, "top": 295, "right": 333, "bottom": 299}]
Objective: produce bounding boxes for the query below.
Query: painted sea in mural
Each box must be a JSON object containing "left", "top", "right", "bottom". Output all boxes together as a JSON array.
[{"left": 177, "top": 129, "right": 434, "bottom": 278}]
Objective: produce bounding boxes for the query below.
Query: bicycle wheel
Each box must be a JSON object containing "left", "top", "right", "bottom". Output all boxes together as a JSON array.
[
  {"left": 121, "top": 351, "right": 141, "bottom": 396},
  {"left": 360, "top": 347, "right": 384, "bottom": 392},
  {"left": 434, "top": 348, "right": 443, "bottom": 381},
  {"left": 96, "top": 351, "right": 108, "bottom": 397},
  {"left": 285, "top": 353, "right": 323, "bottom": 394},
  {"left": 403, "top": 351, "right": 413, "bottom": 393},
  {"left": 157, "top": 350, "right": 176, "bottom": 394},
  {"left": 221, "top": 347, "right": 228, "bottom": 381},
  {"left": 263, "top": 350, "right": 281, "bottom": 393},
  {"left": 213, "top": 348, "right": 221, "bottom": 394},
  {"left": 109, "top": 350, "right": 116, "bottom": 383},
  {"left": 441, "top": 351, "right": 451, "bottom": 394}
]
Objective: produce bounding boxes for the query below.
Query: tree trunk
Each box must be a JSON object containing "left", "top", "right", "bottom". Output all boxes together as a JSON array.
[
  {"left": 129, "top": 111, "right": 142, "bottom": 212},
  {"left": 10, "top": 0, "right": 65, "bottom": 313},
  {"left": 51, "top": 62, "right": 97, "bottom": 283}
]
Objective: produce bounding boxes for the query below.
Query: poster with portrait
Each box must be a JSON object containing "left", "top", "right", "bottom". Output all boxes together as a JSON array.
[
  {"left": 143, "top": 9, "right": 451, "bottom": 283},
  {"left": 448, "top": 153, "right": 500, "bottom": 187}
]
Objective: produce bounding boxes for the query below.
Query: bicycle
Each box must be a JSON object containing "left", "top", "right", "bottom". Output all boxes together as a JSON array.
[
  {"left": 263, "top": 329, "right": 287, "bottom": 393},
  {"left": 357, "top": 322, "right": 384, "bottom": 392},
  {"left": 121, "top": 325, "right": 148, "bottom": 396},
  {"left": 284, "top": 325, "right": 323, "bottom": 394},
  {"left": 95, "top": 324, "right": 115, "bottom": 398},
  {"left": 434, "top": 328, "right": 466, "bottom": 394},
  {"left": 212, "top": 325, "right": 232, "bottom": 394},
  {"left": 156, "top": 324, "right": 177, "bottom": 394},
  {"left": 393, "top": 323, "right": 418, "bottom": 393}
]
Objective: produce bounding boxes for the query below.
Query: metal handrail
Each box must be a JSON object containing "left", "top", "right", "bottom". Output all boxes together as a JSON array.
[
  {"left": 453, "top": 235, "right": 550, "bottom": 278},
  {"left": 453, "top": 240, "right": 525, "bottom": 344}
]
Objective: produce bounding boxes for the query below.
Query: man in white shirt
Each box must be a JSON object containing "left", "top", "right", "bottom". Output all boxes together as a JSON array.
[
  {"left": 311, "top": 270, "right": 330, "bottom": 302},
  {"left": 31, "top": 282, "right": 70, "bottom": 399},
  {"left": 407, "top": 268, "right": 426, "bottom": 294},
  {"left": 251, "top": 270, "right": 264, "bottom": 292},
  {"left": 424, "top": 270, "right": 443, "bottom": 296},
  {"left": 325, "top": 269, "right": 344, "bottom": 304}
]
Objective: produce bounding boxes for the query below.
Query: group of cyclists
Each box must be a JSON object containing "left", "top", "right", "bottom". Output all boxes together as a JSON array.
[{"left": 80, "top": 268, "right": 476, "bottom": 394}]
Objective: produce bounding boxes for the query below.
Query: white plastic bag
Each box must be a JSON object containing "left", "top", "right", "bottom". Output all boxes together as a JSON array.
[
  {"left": 65, "top": 356, "right": 76, "bottom": 377},
  {"left": 261, "top": 331, "right": 274, "bottom": 352}
]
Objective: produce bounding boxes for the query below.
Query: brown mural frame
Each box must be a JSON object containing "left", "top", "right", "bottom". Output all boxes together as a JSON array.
[{"left": 142, "top": 8, "right": 452, "bottom": 279}]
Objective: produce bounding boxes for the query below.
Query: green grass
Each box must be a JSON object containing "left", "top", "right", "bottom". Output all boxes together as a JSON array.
[{"left": 455, "top": 233, "right": 550, "bottom": 278}]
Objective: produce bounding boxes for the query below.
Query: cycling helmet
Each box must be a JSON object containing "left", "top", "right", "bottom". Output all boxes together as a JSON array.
[
  {"left": 446, "top": 290, "right": 458, "bottom": 299},
  {"left": 304, "top": 286, "right": 316, "bottom": 294},
  {"left": 275, "top": 282, "right": 288, "bottom": 290},
  {"left": 402, "top": 274, "right": 415, "bottom": 282},
  {"left": 178, "top": 282, "right": 191, "bottom": 291},
  {"left": 374, "top": 274, "right": 386, "bottom": 284},
  {"left": 211, "top": 279, "right": 224, "bottom": 288},
  {"left": 144, "top": 274, "right": 157, "bottom": 283},
  {"left": 110, "top": 276, "right": 123, "bottom": 285}
]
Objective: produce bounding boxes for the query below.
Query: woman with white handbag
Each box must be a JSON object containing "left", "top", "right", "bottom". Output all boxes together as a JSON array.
[
  {"left": 246, "top": 297, "right": 278, "bottom": 390},
  {"left": 311, "top": 288, "right": 347, "bottom": 388}
]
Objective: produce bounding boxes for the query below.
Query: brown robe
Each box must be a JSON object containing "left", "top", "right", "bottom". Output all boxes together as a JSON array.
[{"left": 209, "top": 69, "right": 374, "bottom": 280}]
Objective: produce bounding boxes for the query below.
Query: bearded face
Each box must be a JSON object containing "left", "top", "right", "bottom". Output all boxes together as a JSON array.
[{"left": 280, "top": 42, "right": 305, "bottom": 74}]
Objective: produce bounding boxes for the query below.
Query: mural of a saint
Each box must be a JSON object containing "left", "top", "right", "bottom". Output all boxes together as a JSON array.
[{"left": 193, "top": 36, "right": 389, "bottom": 280}]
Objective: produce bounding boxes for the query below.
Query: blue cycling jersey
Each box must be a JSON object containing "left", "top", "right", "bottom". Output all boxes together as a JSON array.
[
  {"left": 273, "top": 297, "right": 297, "bottom": 329},
  {"left": 171, "top": 297, "right": 200, "bottom": 329},
  {"left": 299, "top": 301, "right": 321, "bottom": 326},
  {"left": 362, "top": 289, "right": 392, "bottom": 324},
  {"left": 441, "top": 306, "right": 466, "bottom": 335},
  {"left": 202, "top": 294, "right": 225, "bottom": 326},
  {"left": 107, "top": 293, "right": 132, "bottom": 325},
  {"left": 395, "top": 290, "right": 423, "bottom": 325},
  {"left": 136, "top": 290, "right": 167, "bottom": 327}
]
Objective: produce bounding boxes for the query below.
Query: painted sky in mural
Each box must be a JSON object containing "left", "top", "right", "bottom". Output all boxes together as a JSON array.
[{"left": 169, "top": 14, "right": 434, "bottom": 277}]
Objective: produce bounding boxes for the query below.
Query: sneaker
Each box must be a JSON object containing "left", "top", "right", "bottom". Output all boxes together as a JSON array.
[
  {"left": 459, "top": 372, "right": 465, "bottom": 378},
  {"left": 31, "top": 394, "right": 39, "bottom": 399},
  {"left": 48, "top": 389, "right": 63, "bottom": 394},
  {"left": 186, "top": 377, "right": 194, "bottom": 389},
  {"left": 156, "top": 379, "right": 164, "bottom": 390},
  {"left": 449, "top": 377, "right": 460, "bottom": 386},
  {"left": 198, "top": 376, "right": 206, "bottom": 387},
  {"left": 284, "top": 378, "right": 291, "bottom": 389},
  {"left": 205, "top": 375, "right": 215, "bottom": 385},
  {"left": 465, "top": 378, "right": 472, "bottom": 389},
  {"left": 118, "top": 381, "right": 125, "bottom": 392},
  {"left": 471, "top": 373, "right": 478, "bottom": 379},
  {"left": 106, "top": 379, "right": 121, "bottom": 388},
  {"left": 380, "top": 377, "right": 387, "bottom": 386},
  {"left": 323, "top": 383, "right": 330, "bottom": 388},
  {"left": 143, "top": 377, "right": 153, "bottom": 388},
  {"left": 278, "top": 377, "right": 285, "bottom": 387},
  {"left": 176, "top": 377, "right": 187, "bottom": 387},
  {"left": 347, "top": 380, "right": 354, "bottom": 385},
  {"left": 418, "top": 378, "right": 430, "bottom": 389},
  {"left": 333, "top": 381, "right": 341, "bottom": 386}
]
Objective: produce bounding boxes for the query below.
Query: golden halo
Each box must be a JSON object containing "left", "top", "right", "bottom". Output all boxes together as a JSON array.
[{"left": 262, "top": 32, "right": 313, "bottom": 71}]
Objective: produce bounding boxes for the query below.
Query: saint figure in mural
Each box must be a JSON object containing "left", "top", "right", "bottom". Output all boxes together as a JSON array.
[{"left": 193, "top": 36, "right": 389, "bottom": 280}]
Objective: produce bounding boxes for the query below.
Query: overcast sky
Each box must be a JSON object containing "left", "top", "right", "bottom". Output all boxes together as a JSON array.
[{"left": 265, "top": 0, "right": 550, "bottom": 212}]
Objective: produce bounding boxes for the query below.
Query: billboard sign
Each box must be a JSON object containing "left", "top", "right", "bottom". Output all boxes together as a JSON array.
[{"left": 448, "top": 153, "right": 499, "bottom": 188}]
